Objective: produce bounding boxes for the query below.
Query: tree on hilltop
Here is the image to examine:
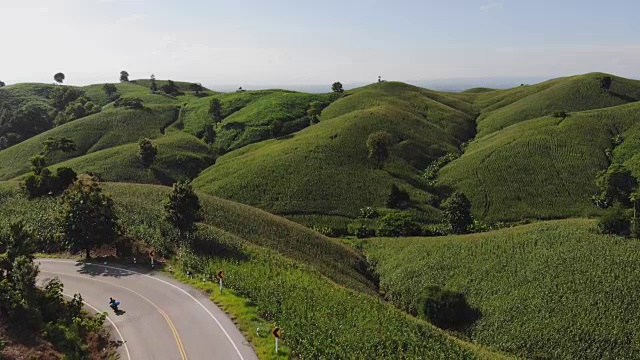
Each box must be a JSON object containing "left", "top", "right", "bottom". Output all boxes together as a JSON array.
[
  {"left": 366, "top": 131, "right": 392, "bottom": 167},
  {"left": 150, "top": 74, "right": 158, "bottom": 92},
  {"left": 0, "top": 81, "right": 5, "bottom": 87},
  {"left": 600, "top": 76, "right": 612, "bottom": 90},
  {"left": 332, "top": 81, "right": 344, "bottom": 93},
  {"left": 161, "top": 80, "right": 179, "bottom": 95},
  {"left": 188, "top": 83, "right": 204, "bottom": 95},
  {"left": 54, "top": 72, "right": 65, "bottom": 84},
  {"left": 120, "top": 70, "right": 129, "bottom": 82},
  {"left": 138, "top": 138, "right": 158, "bottom": 169},
  {"left": 208, "top": 98, "right": 222, "bottom": 126},
  {"left": 60, "top": 175, "right": 118, "bottom": 258}
]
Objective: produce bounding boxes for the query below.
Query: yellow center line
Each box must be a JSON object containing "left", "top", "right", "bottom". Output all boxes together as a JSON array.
[{"left": 41, "top": 270, "right": 188, "bottom": 360}]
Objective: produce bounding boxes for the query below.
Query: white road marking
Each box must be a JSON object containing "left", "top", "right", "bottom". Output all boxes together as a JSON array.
[
  {"left": 39, "top": 259, "right": 246, "bottom": 360},
  {"left": 60, "top": 291, "right": 132, "bottom": 360}
]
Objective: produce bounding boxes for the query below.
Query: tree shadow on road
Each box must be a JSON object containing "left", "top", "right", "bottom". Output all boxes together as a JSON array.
[{"left": 74, "top": 257, "right": 156, "bottom": 278}]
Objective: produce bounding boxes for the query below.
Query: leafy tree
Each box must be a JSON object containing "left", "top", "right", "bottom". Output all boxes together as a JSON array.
[
  {"left": 307, "top": 101, "right": 322, "bottom": 124},
  {"left": 103, "top": 83, "right": 118, "bottom": 101},
  {"left": 376, "top": 212, "right": 422, "bottom": 237},
  {"left": 188, "top": 83, "right": 204, "bottom": 95},
  {"left": 600, "top": 76, "right": 613, "bottom": 90},
  {"left": 593, "top": 164, "right": 638, "bottom": 208},
  {"left": 150, "top": 74, "right": 158, "bottom": 92},
  {"left": 114, "top": 97, "right": 144, "bottom": 109},
  {"left": 386, "top": 184, "right": 410, "bottom": 209},
  {"left": 415, "top": 285, "right": 479, "bottom": 330},
  {"left": 161, "top": 80, "right": 179, "bottom": 95},
  {"left": 0, "top": 81, "right": 5, "bottom": 87},
  {"left": 551, "top": 110, "right": 568, "bottom": 119},
  {"left": 138, "top": 138, "right": 158, "bottom": 168},
  {"left": 119, "top": 70, "right": 129, "bottom": 82},
  {"left": 331, "top": 81, "right": 344, "bottom": 93},
  {"left": 270, "top": 120, "right": 284, "bottom": 138},
  {"left": 29, "top": 154, "right": 47, "bottom": 175},
  {"left": 42, "top": 137, "right": 77, "bottom": 156},
  {"left": 60, "top": 175, "right": 118, "bottom": 258},
  {"left": 164, "top": 181, "right": 202, "bottom": 241},
  {"left": 50, "top": 86, "right": 84, "bottom": 112},
  {"left": 208, "top": 98, "right": 222, "bottom": 125},
  {"left": 597, "top": 204, "right": 631, "bottom": 236},
  {"left": 55, "top": 96, "right": 101, "bottom": 125},
  {"left": 444, "top": 192, "right": 473, "bottom": 234},
  {"left": 54, "top": 72, "right": 65, "bottom": 84},
  {"left": 0, "top": 221, "right": 35, "bottom": 275},
  {"left": 367, "top": 131, "right": 392, "bottom": 167},
  {"left": 202, "top": 124, "right": 216, "bottom": 144}
]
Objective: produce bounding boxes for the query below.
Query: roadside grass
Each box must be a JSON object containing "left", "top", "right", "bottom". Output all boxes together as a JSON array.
[
  {"left": 439, "top": 101, "right": 640, "bottom": 222},
  {"left": 0, "top": 180, "right": 508, "bottom": 359},
  {"left": 171, "top": 268, "right": 291, "bottom": 360},
  {"left": 365, "top": 218, "right": 640, "bottom": 359}
]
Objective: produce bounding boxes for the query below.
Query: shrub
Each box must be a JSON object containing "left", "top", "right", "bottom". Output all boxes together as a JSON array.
[
  {"left": 593, "top": 164, "right": 638, "bottom": 208},
  {"left": 551, "top": 110, "right": 568, "bottom": 119},
  {"left": 114, "top": 97, "right": 144, "bottom": 109},
  {"left": 597, "top": 205, "right": 631, "bottom": 236},
  {"left": 415, "top": 285, "right": 479, "bottom": 330},
  {"left": 348, "top": 222, "right": 375, "bottom": 238},
  {"left": 359, "top": 206, "right": 378, "bottom": 219},
  {"left": 367, "top": 131, "right": 392, "bottom": 167},
  {"left": 385, "top": 184, "right": 410, "bottom": 209},
  {"left": 376, "top": 213, "right": 422, "bottom": 237},
  {"left": 443, "top": 192, "right": 473, "bottom": 234}
]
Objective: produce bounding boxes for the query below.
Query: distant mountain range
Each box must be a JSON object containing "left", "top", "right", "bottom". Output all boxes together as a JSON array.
[{"left": 208, "top": 76, "right": 553, "bottom": 93}]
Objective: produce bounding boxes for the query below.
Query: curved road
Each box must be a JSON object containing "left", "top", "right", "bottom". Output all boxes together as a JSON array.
[{"left": 36, "top": 259, "right": 258, "bottom": 360}]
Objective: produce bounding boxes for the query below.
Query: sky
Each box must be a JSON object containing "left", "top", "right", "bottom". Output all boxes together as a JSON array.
[{"left": 1, "top": 0, "right": 639, "bottom": 89}]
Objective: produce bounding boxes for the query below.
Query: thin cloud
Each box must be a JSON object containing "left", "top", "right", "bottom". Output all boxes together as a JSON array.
[{"left": 480, "top": 2, "right": 503, "bottom": 11}]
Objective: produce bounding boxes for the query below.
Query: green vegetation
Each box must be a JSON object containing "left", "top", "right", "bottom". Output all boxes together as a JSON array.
[
  {"left": 0, "top": 106, "right": 178, "bottom": 180},
  {"left": 193, "top": 82, "right": 476, "bottom": 229},
  {"left": 0, "top": 180, "right": 505, "bottom": 359},
  {"left": 60, "top": 175, "right": 118, "bottom": 258},
  {"left": 439, "top": 101, "right": 640, "bottom": 223},
  {"left": 365, "top": 219, "right": 640, "bottom": 359},
  {"left": 473, "top": 73, "right": 640, "bottom": 138},
  {"left": 0, "top": 221, "right": 115, "bottom": 359},
  {"left": 180, "top": 90, "right": 330, "bottom": 151}
]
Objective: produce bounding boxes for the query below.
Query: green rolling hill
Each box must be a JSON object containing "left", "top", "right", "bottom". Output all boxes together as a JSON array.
[
  {"left": 193, "top": 82, "right": 477, "bottom": 228},
  {"left": 365, "top": 219, "right": 640, "bottom": 359},
  {"left": 2, "top": 72, "right": 640, "bottom": 359}
]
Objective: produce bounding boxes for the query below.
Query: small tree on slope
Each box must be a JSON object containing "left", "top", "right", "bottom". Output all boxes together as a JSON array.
[
  {"left": 60, "top": 175, "right": 118, "bottom": 258},
  {"left": 138, "top": 138, "right": 158, "bottom": 169},
  {"left": 444, "top": 192, "right": 473, "bottom": 234},
  {"left": 164, "top": 181, "right": 202, "bottom": 244}
]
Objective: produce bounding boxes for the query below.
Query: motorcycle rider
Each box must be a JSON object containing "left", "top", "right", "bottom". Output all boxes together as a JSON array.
[{"left": 109, "top": 297, "right": 119, "bottom": 310}]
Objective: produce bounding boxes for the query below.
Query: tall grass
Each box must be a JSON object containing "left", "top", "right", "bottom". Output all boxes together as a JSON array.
[{"left": 366, "top": 219, "right": 640, "bottom": 359}]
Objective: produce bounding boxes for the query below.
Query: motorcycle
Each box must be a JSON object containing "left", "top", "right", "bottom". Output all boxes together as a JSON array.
[{"left": 109, "top": 298, "right": 120, "bottom": 312}]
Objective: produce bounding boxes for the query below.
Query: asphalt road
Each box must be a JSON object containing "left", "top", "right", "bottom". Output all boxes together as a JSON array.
[{"left": 36, "top": 259, "right": 259, "bottom": 360}]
